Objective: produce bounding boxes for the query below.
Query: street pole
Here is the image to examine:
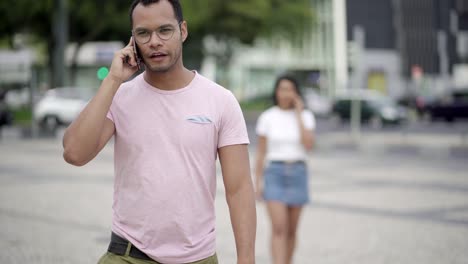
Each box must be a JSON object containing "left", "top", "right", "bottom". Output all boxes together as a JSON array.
[
  {"left": 52, "top": 0, "right": 68, "bottom": 87},
  {"left": 437, "top": 30, "right": 449, "bottom": 90},
  {"left": 351, "top": 25, "right": 365, "bottom": 143},
  {"left": 29, "top": 68, "right": 38, "bottom": 138}
]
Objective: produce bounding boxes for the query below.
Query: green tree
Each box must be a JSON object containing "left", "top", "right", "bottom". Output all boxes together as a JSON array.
[
  {"left": 182, "top": 0, "right": 314, "bottom": 69},
  {"left": 1, "top": 0, "right": 313, "bottom": 86},
  {"left": 1, "top": 0, "right": 130, "bottom": 86},
  {"left": 67, "top": 0, "right": 130, "bottom": 85}
]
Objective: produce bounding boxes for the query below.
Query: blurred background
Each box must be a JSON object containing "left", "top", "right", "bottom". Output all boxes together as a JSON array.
[
  {"left": 1, "top": 0, "right": 468, "bottom": 137},
  {"left": 1, "top": 0, "right": 468, "bottom": 263}
]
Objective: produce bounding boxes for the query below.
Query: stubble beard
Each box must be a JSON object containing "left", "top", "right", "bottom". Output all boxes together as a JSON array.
[{"left": 145, "top": 44, "right": 183, "bottom": 74}]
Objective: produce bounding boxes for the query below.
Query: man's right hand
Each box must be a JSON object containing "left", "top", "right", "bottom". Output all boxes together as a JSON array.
[{"left": 107, "top": 37, "right": 140, "bottom": 84}]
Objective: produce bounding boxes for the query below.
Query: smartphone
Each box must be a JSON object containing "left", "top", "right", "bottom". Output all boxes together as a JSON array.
[{"left": 132, "top": 37, "right": 143, "bottom": 70}]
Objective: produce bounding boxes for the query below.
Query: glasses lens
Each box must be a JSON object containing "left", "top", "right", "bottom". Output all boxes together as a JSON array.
[
  {"left": 135, "top": 29, "right": 150, "bottom": 43},
  {"left": 157, "top": 26, "right": 175, "bottom": 40},
  {"left": 133, "top": 23, "right": 179, "bottom": 43}
]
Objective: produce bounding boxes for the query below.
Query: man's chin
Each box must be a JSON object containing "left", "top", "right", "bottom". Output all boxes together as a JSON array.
[{"left": 145, "top": 64, "right": 172, "bottom": 73}]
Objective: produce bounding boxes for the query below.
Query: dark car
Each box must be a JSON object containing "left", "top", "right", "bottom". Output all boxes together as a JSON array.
[
  {"left": 397, "top": 93, "right": 437, "bottom": 117},
  {"left": 426, "top": 90, "right": 468, "bottom": 122},
  {"left": 332, "top": 93, "right": 407, "bottom": 127},
  {"left": 0, "top": 107, "right": 13, "bottom": 127},
  {"left": 0, "top": 91, "right": 14, "bottom": 127}
]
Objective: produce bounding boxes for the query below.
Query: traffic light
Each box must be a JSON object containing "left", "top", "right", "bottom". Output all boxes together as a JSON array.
[{"left": 97, "top": 67, "right": 109, "bottom": 80}]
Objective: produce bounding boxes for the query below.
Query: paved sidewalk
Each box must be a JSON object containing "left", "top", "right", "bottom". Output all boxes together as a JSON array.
[
  {"left": 3, "top": 124, "right": 467, "bottom": 158},
  {"left": 1, "top": 138, "right": 468, "bottom": 263},
  {"left": 244, "top": 110, "right": 468, "bottom": 159},
  {"left": 315, "top": 131, "right": 468, "bottom": 159}
]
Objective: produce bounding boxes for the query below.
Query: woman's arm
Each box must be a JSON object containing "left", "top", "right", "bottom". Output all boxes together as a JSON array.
[
  {"left": 294, "top": 97, "right": 315, "bottom": 151},
  {"left": 254, "top": 135, "right": 267, "bottom": 199}
]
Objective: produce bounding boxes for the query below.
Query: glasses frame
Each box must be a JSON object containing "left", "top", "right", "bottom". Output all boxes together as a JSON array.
[{"left": 131, "top": 22, "right": 182, "bottom": 44}]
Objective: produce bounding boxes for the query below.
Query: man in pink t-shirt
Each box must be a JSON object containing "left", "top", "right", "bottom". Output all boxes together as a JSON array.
[{"left": 62, "top": 1, "right": 256, "bottom": 263}]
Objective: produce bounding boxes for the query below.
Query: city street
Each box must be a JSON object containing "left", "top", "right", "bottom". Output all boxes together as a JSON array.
[
  {"left": 1, "top": 124, "right": 467, "bottom": 263},
  {"left": 2, "top": 0, "right": 468, "bottom": 263}
]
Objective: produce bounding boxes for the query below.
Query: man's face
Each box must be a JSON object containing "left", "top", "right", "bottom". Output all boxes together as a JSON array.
[{"left": 132, "top": 1, "right": 187, "bottom": 73}]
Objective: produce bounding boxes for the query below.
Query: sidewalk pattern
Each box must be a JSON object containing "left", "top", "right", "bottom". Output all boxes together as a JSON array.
[{"left": 1, "top": 138, "right": 468, "bottom": 263}]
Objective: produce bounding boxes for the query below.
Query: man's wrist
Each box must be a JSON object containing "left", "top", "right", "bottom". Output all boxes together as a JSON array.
[
  {"left": 105, "top": 74, "right": 123, "bottom": 85},
  {"left": 103, "top": 75, "right": 124, "bottom": 90}
]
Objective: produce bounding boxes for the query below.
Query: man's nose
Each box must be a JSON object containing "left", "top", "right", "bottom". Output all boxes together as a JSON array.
[{"left": 148, "top": 31, "right": 163, "bottom": 46}]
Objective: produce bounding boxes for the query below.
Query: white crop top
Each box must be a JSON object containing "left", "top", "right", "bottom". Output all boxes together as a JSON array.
[{"left": 256, "top": 106, "right": 315, "bottom": 161}]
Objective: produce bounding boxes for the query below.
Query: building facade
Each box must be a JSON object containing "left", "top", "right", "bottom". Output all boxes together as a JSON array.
[
  {"left": 347, "top": 0, "right": 468, "bottom": 98},
  {"left": 201, "top": 0, "right": 348, "bottom": 101}
]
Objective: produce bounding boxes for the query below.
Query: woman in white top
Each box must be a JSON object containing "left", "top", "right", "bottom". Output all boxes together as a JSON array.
[{"left": 255, "top": 75, "right": 315, "bottom": 264}]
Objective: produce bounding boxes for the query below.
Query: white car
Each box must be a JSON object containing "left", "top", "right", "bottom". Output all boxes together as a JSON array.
[
  {"left": 34, "top": 87, "right": 92, "bottom": 130},
  {"left": 304, "top": 89, "right": 333, "bottom": 117}
]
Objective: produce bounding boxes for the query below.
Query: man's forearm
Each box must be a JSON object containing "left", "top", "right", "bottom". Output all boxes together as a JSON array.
[
  {"left": 63, "top": 77, "right": 120, "bottom": 164},
  {"left": 226, "top": 182, "right": 257, "bottom": 264}
]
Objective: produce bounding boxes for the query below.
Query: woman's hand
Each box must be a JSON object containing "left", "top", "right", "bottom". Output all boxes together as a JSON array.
[{"left": 293, "top": 96, "right": 304, "bottom": 113}]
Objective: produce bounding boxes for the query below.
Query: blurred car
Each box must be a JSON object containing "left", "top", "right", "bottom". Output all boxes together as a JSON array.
[
  {"left": 425, "top": 89, "right": 468, "bottom": 122},
  {"left": 304, "top": 89, "right": 333, "bottom": 117},
  {"left": 397, "top": 93, "right": 436, "bottom": 117},
  {"left": 34, "top": 87, "right": 92, "bottom": 131},
  {"left": 0, "top": 107, "right": 14, "bottom": 127},
  {"left": 0, "top": 102, "right": 13, "bottom": 128},
  {"left": 332, "top": 91, "right": 407, "bottom": 127},
  {"left": 0, "top": 90, "right": 14, "bottom": 128}
]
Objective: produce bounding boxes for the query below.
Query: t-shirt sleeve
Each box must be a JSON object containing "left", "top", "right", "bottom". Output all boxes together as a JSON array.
[
  {"left": 218, "top": 91, "right": 250, "bottom": 148},
  {"left": 255, "top": 112, "right": 268, "bottom": 136},
  {"left": 302, "top": 110, "right": 316, "bottom": 130},
  {"left": 106, "top": 86, "right": 123, "bottom": 123},
  {"left": 106, "top": 108, "right": 114, "bottom": 123}
]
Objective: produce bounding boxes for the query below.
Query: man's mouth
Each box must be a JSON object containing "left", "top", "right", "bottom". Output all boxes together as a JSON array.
[{"left": 149, "top": 52, "right": 167, "bottom": 59}]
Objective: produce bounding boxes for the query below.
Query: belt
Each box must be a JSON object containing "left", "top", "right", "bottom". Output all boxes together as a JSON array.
[
  {"left": 270, "top": 160, "right": 305, "bottom": 165},
  {"left": 107, "top": 232, "right": 153, "bottom": 261}
]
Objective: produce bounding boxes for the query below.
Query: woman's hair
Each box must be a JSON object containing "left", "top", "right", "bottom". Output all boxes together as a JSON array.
[
  {"left": 272, "top": 75, "right": 304, "bottom": 106},
  {"left": 129, "top": 0, "right": 184, "bottom": 26}
]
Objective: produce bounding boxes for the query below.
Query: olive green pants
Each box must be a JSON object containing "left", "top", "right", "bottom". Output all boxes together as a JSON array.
[{"left": 97, "top": 243, "right": 218, "bottom": 264}]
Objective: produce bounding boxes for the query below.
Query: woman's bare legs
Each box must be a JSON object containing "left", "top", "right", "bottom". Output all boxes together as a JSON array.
[
  {"left": 286, "top": 206, "right": 303, "bottom": 264},
  {"left": 267, "top": 201, "right": 289, "bottom": 264}
]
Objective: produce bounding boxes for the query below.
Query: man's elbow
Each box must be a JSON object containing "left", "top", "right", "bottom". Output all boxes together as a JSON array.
[{"left": 63, "top": 148, "right": 89, "bottom": 166}]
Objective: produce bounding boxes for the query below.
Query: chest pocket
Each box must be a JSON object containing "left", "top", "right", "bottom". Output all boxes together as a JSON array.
[{"left": 180, "top": 115, "right": 217, "bottom": 152}]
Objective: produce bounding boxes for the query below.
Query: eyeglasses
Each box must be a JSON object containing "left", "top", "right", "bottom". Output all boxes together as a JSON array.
[{"left": 132, "top": 22, "right": 182, "bottom": 44}]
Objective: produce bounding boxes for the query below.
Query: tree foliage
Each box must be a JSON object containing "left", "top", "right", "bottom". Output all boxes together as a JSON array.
[
  {"left": 183, "top": 0, "right": 313, "bottom": 44},
  {"left": 0, "top": 0, "right": 314, "bottom": 83},
  {"left": 182, "top": 0, "right": 314, "bottom": 68}
]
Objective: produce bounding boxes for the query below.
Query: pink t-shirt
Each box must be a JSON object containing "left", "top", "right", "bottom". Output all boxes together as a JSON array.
[{"left": 106, "top": 72, "right": 249, "bottom": 263}]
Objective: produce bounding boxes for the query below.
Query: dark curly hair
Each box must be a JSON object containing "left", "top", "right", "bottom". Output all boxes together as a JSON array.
[{"left": 129, "top": 0, "right": 184, "bottom": 27}]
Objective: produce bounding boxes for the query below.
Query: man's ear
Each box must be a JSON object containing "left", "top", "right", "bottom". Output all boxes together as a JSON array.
[{"left": 181, "top": 21, "right": 188, "bottom": 42}]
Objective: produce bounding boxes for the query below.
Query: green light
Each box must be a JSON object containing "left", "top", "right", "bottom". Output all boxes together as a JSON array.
[{"left": 97, "top": 67, "right": 109, "bottom": 80}]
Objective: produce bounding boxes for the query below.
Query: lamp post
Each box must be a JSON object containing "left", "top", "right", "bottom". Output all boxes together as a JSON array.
[{"left": 52, "top": 0, "right": 68, "bottom": 87}]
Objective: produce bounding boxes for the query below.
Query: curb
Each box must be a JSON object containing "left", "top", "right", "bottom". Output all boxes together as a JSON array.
[{"left": 315, "top": 132, "right": 468, "bottom": 159}]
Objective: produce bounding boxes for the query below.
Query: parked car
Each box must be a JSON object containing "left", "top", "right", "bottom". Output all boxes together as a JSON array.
[
  {"left": 34, "top": 87, "right": 92, "bottom": 131},
  {"left": 0, "top": 90, "right": 14, "bottom": 128},
  {"left": 0, "top": 104, "right": 13, "bottom": 128},
  {"left": 397, "top": 93, "right": 437, "bottom": 118},
  {"left": 425, "top": 89, "right": 468, "bottom": 122},
  {"left": 332, "top": 91, "right": 407, "bottom": 127}
]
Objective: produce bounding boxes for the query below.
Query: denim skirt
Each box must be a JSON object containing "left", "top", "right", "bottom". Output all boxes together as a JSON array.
[{"left": 263, "top": 161, "right": 309, "bottom": 206}]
